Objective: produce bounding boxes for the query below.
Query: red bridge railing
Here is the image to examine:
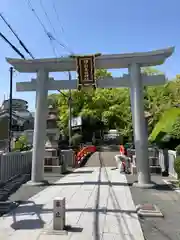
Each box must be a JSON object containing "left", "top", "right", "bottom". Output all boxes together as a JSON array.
[{"left": 75, "top": 145, "right": 96, "bottom": 166}]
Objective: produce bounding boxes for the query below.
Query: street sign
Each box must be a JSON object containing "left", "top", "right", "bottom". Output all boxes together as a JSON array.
[
  {"left": 76, "top": 55, "right": 96, "bottom": 89},
  {"left": 71, "top": 116, "right": 82, "bottom": 128}
]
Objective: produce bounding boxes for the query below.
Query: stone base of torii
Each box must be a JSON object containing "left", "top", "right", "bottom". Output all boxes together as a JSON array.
[{"left": 6, "top": 47, "right": 174, "bottom": 187}]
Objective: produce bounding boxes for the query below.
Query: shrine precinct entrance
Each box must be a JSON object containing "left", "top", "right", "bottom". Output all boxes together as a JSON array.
[{"left": 6, "top": 47, "right": 174, "bottom": 187}]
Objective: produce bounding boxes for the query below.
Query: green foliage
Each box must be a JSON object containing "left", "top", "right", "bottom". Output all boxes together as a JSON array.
[
  {"left": 141, "top": 67, "right": 163, "bottom": 76},
  {"left": 70, "top": 133, "right": 82, "bottom": 148},
  {"left": 95, "top": 69, "right": 112, "bottom": 79},
  {"left": 175, "top": 145, "right": 180, "bottom": 156},
  {"left": 174, "top": 156, "right": 180, "bottom": 186},
  {"left": 14, "top": 135, "right": 30, "bottom": 151},
  {"left": 149, "top": 108, "right": 180, "bottom": 142},
  {"left": 48, "top": 68, "right": 180, "bottom": 146},
  {"left": 170, "top": 117, "right": 180, "bottom": 139}
]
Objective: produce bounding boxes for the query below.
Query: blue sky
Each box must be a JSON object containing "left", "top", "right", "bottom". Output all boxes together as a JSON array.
[{"left": 0, "top": 0, "right": 179, "bottom": 111}]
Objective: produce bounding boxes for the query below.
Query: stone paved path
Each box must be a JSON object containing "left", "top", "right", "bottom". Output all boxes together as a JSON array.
[
  {"left": 84, "top": 151, "right": 118, "bottom": 167},
  {"left": 0, "top": 164, "right": 144, "bottom": 239}
]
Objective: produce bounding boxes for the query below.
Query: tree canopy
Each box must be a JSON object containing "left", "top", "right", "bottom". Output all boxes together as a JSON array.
[{"left": 48, "top": 68, "right": 180, "bottom": 148}]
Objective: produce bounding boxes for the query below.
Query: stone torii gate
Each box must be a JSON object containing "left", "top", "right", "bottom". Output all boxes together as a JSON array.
[{"left": 6, "top": 47, "right": 174, "bottom": 187}]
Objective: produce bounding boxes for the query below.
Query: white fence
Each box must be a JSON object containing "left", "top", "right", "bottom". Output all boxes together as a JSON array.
[
  {"left": 127, "top": 148, "right": 178, "bottom": 178},
  {"left": 159, "top": 149, "right": 177, "bottom": 178},
  {"left": 0, "top": 151, "right": 32, "bottom": 182},
  {"left": 127, "top": 148, "right": 158, "bottom": 159}
]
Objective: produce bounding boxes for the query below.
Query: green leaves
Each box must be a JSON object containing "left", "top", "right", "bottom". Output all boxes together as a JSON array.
[
  {"left": 149, "top": 108, "right": 180, "bottom": 142},
  {"left": 141, "top": 67, "right": 163, "bottom": 76},
  {"left": 48, "top": 68, "right": 180, "bottom": 143}
]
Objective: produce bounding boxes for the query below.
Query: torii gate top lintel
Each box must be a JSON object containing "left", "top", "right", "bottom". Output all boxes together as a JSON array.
[{"left": 6, "top": 47, "right": 174, "bottom": 73}]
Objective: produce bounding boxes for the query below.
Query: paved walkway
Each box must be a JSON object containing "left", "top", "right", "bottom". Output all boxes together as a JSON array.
[
  {"left": 127, "top": 174, "right": 180, "bottom": 240},
  {"left": 0, "top": 166, "right": 144, "bottom": 240},
  {"left": 84, "top": 151, "right": 118, "bottom": 167}
]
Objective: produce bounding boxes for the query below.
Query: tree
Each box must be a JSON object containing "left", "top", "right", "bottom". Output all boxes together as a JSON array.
[
  {"left": 48, "top": 64, "right": 180, "bottom": 146},
  {"left": 48, "top": 69, "right": 131, "bottom": 139},
  {"left": 95, "top": 69, "right": 112, "bottom": 79},
  {"left": 141, "top": 67, "right": 163, "bottom": 76},
  {"left": 149, "top": 75, "right": 180, "bottom": 149}
]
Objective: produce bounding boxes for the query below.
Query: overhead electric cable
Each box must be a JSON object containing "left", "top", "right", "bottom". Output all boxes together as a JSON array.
[
  {"left": 39, "top": 0, "right": 74, "bottom": 55},
  {"left": 40, "top": 0, "right": 57, "bottom": 36},
  {"left": 52, "top": 0, "right": 75, "bottom": 55},
  {"left": 0, "top": 31, "right": 25, "bottom": 59},
  {"left": 26, "top": 0, "right": 62, "bottom": 56},
  {"left": 26, "top": 0, "right": 75, "bottom": 57},
  {"left": 52, "top": 0, "right": 64, "bottom": 33},
  {"left": 0, "top": 12, "right": 34, "bottom": 59}
]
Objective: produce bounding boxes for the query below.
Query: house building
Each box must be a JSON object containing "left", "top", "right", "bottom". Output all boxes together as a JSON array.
[{"left": 0, "top": 99, "right": 34, "bottom": 149}]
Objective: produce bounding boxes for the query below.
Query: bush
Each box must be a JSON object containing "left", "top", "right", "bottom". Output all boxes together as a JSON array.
[
  {"left": 70, "top": 134, "right": 82, "bottom": 148},
  {"left": 175, "top": 144, "right": 180, "bottom": 156},
  {"left": 13, "top": 135, "right": 30, "bottom": 151},
  {"left": 174, "top": 156, "right": 180, "bottom": 187}
]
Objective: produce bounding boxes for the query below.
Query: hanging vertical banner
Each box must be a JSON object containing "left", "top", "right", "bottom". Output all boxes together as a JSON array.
[{"left": 76, "top": 55, "right": 96, "bottom": 90}]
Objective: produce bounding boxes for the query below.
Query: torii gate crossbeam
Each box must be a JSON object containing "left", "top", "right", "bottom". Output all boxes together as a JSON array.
[{"left": 6, "top": 47, "right": 174, "bottom": 187}]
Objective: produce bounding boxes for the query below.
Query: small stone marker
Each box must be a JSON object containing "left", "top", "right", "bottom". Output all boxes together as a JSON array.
[
  {"left": 141, "top": 203, "right": 156, "bottom": 211},
  {"left": 53, "top": 197, "right": 65, "bottom": 230},
  {"left": 136, "top": 203, "right": 163, "bottom": 218}
]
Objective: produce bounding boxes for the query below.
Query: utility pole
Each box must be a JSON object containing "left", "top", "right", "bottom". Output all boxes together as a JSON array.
[
  {"left": 68, "top": 71, "right": 72, "bottom": 147},
  {"left": 8, "top": 67, "right": 13, "bottom": 152}
]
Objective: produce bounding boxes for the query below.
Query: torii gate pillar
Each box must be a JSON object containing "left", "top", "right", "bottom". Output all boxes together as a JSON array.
[
  {"left": 32, "top": 69, "right": 48, "bottom": 182},
  {"left": 129, "top": 63, "right": 150, "bottom": 185}
]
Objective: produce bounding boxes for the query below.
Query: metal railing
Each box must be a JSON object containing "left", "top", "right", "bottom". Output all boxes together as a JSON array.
[{"left": 0, "top": 150, "right": 32, "bottom": 182}]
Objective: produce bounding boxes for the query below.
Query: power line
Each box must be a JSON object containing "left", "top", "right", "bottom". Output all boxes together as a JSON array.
[
  {"left": 40, "top": 0, "right": 57, "bottom": 37},
  {"left": 26, "top": 0, "right": 74, "bottom": 94},
  {"left": 27, "top": 0, "right": 49, "bottom": 35},
  {"left": 0, "top": 12, "right": 34, "bottom": 59},
  {"left": 52, "top": 0, "right": 75, "bottom": 55},
  {"left": 26, "top": 0, "right": 60, "bottom": 56},
  {"left": 26, "top": 0, "right": 60, "bottom": 57},
  {"left": 26, "top": 0, "right": 73, "bottom": 56},
  {"left": 0, "top": 31, "right": 25, "bottom": 59},
  {"left": 52, "top": 0, "right": 64, "bottom": 33},
  {"left": 39, "top": 0, "right": 74, "bottom": 55}
]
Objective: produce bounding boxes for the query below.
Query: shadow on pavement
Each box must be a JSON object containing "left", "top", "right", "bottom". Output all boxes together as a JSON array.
[
  {"left": 98, "top": 152, "right": 137, "bottom": 240},
  {"left": 42, "top": 181, "right": 132, "bottom": 187},
  {"left": 66, "top": 208, "right": 137, "bottom": 215},
  {"left": 6, "top": 202, "right": 51, "bottom": 230},
  {"left": 130, "top": 180, "right": 174, "bottom": 191},
  {"left": 7, "top": 151, "right": 139, "bottom": 235},
  {"left": 11, "top": 219, "right": 45, "bottom": 230},
  {"left": 70, "top": 170, "right": 94, "bottom": 174},
  {"left": 90, "top": 152, "right": 136, "bottom": 240},
  {"left": 94, "top": 160, "right": 101, "bottom": 240},
  {"left": 64, "top": 225, "right": 83, "bottom": 232},
  {"left": 152, "top": 183, "right": 174, "bottom": 191}
]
